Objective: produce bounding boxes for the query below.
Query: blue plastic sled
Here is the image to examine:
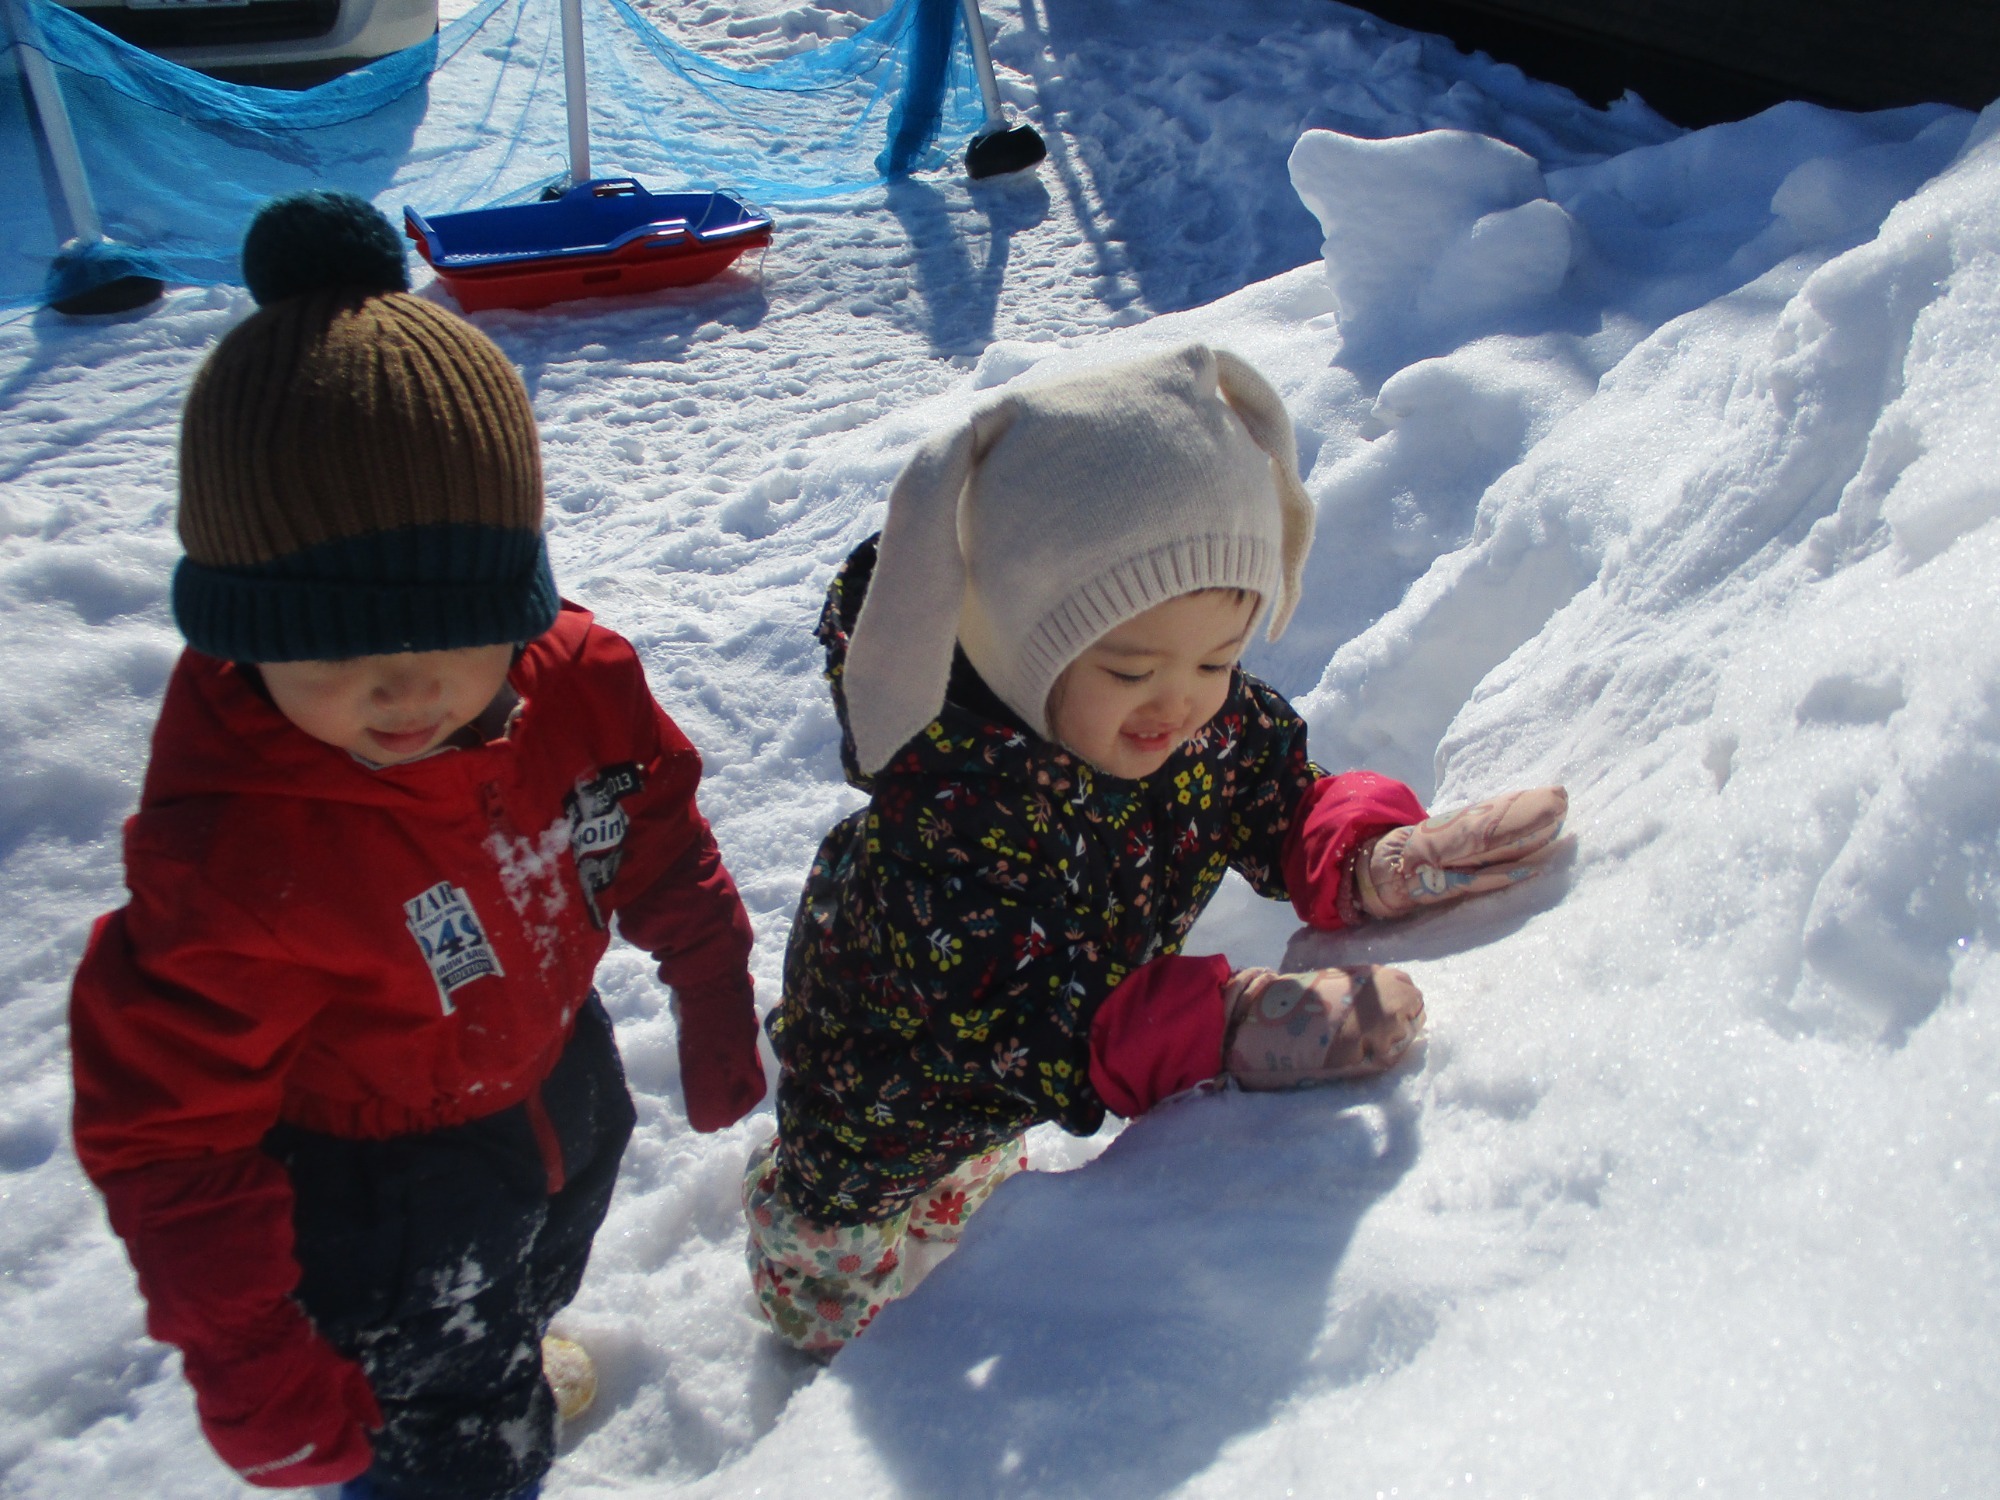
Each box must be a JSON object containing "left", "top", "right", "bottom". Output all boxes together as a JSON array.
[{"left": 404, "top": 178, "right": 772, "bottom": 311}]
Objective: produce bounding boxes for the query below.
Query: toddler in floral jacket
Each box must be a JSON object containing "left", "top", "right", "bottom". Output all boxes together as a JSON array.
[
  {"left": 747, "top": 343, "right": 1565, "bottom": 1353},
  {"left": 68, "top": 194, "right": 764, "bottom": 1500}
]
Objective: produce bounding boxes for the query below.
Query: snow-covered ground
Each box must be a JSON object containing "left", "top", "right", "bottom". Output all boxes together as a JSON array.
[{"left": 4, "top": 0, "right": 1997, "bottom": 1495}]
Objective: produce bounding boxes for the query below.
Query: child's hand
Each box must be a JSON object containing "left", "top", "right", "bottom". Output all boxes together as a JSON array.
[
  {"left": 674, "top": 977, "right": 768, "bottom": 1132},
  {"left": 1224, "top": 964, "right": 1425, "bottom": 1089},
  {"left": 1358, "top": 786, "right": 1568, "bottom": 920}
]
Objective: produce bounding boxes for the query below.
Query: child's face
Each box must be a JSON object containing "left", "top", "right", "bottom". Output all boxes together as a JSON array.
[
  {"left": 1046, "top": 589, "right": 1258, "bottom": 780},
  {"left": 260, "top": 643, "right": 516, "bottom": 766}
]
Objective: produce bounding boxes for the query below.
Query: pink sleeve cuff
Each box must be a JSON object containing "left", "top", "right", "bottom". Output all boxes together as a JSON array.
[
  {"left": 1088, "top": 953, "right": 1234, "bottom": 1118},
  {"left": 1281, "top": 772, "right": 1428, "bottom": 930}
]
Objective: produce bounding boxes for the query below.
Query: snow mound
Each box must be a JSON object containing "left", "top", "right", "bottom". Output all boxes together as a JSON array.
[
  {"left": 713, "top": 100, "right": 2000, "bottom": 1500},
  {"left": 1289, "top": 128, "right": 1575, "bottom": 353}
]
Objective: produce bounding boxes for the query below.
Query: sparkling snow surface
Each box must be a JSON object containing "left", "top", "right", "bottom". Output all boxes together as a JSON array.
[{"left": 3, "top": 1, "right": 1997, "bottom": 1496}]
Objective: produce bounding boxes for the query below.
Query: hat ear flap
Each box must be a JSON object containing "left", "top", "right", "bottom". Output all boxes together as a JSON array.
[
  {"left": 1214, "top": 349, "right": 1314, "bottom": 641},
  {"left": 845, "top": 419, "right": 983, "bottom": 776}
]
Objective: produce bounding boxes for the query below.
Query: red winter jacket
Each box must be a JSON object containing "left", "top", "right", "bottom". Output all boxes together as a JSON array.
[{"left": 70, "top": 604, "right": 760, "bottom": 1487}]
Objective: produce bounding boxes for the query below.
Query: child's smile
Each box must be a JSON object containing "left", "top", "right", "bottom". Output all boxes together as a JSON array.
[{"left": 1046, "top": 589, "right": 1259, "bottom": 780}]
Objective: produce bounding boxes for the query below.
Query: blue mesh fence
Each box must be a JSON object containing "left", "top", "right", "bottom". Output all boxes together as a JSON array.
[{"left": 2, "top": 0, "right": 983, "bottom": 307}]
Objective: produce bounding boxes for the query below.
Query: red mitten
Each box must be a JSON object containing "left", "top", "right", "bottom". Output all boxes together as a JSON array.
[
  {"left": 97, "top": 1151, "right": 379, "bottom": 1487},
  {"left": 672, "top": 977, "right": 766, "bottom": 1131},
  {"left": 1359, "top": 786, "right": 1568, "bottom": 920},
  {"left": 192, "top": 1330, "right": 380, "bottom": 1486},
  {"left": 1223, "top": 965, "right": 1425, "bottom": 1089}
]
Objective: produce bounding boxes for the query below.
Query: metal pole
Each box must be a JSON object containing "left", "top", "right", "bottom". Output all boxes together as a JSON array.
[
  {"left": 559, "top": 0, "right": 590, "bottom": 185},
  {"left": 8, "top": 0, "right": 105, "bottom": 243},
  {"left": 955, "top": 0, "right": 1005, "bottom": 135}
]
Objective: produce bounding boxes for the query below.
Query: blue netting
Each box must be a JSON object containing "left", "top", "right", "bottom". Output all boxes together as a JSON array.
[{"left": 2, "top": 0, "right": 983, "bottom": 308}]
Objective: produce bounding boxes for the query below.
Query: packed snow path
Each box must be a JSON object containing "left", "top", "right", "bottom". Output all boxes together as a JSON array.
[{"left": 2, "top": 1, "right": 1996, "bottom": 1496}]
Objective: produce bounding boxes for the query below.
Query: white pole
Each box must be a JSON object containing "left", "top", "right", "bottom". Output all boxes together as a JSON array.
[
  {"left": 8, "top": 0, "right": 105, "bottom": 242},
  {"left": 955, "top": 0, "right": 1006, "bottom": 135},
  {"left": 559, "top": 0, "right": 590, "bottom": 185}
]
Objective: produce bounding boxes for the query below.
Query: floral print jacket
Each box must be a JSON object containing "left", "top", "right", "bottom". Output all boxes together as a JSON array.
[{"left": 769, "top": 537, "right": 1333, "bottom": 1225}]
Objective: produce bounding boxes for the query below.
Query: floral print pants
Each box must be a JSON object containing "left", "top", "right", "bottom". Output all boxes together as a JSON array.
[{"left": 743, "top": 1133, "right": 1027, "bottom": 1355}]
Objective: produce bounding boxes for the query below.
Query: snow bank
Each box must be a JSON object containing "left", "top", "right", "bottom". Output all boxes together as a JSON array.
[{"left": 698, "top": 93, "right": 2000, "bottom": 1500}]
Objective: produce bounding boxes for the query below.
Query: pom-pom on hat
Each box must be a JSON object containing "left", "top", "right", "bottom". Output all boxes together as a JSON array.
[
  {"left": 843, "top": 343, "right": 1314, "bottom": 775},
  {"left": 172, "top": 190, "right": 557, "bottom": 663}
]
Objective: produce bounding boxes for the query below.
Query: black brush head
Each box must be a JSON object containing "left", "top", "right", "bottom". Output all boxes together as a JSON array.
[{"left": 967, "top": 124, "right": 1047, "bottom": 180}]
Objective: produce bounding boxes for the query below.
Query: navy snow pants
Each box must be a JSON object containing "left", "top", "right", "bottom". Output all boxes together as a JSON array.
[{"left": 265, "top": 997, "right": 636, "bottom": 1500}]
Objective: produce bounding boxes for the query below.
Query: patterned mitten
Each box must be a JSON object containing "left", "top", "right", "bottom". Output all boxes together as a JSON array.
[
  {"left": 1223, "top": 965, "right": 1425, "bottom": 1089},
  {"left": 1358, "top": 786, "right": 1568, "bottom": 920}
]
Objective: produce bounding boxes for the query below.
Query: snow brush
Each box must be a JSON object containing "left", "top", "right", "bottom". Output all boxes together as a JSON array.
[{"left": 958, "top": 0, "right": 1045, "bottom": 179}]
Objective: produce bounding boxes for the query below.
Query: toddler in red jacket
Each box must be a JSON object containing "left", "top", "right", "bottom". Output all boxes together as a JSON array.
[{"left": 67, "top": 193, "right": 765, "bottom": 1500}]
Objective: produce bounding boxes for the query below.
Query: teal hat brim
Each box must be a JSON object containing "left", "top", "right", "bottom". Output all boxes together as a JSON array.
[{"left": 173, "top": 525, "right": 560, "bottom": 662}]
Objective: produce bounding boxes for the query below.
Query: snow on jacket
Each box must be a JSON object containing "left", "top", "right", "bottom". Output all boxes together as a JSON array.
[
  {"left": 69, "top": 603, "right": 754, "bottom": 1486},
  {"left": 768, "top": 538, "right": 1424, "bottom": 1226}
]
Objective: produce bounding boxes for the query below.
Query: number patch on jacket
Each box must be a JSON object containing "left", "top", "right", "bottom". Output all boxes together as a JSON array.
[{"left": 404, "top": 881, "right": 506, "bottom": 1012}]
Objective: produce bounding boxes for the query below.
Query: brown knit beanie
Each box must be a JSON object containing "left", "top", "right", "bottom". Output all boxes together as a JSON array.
[{"left": 172, "top": 190, "right": 557, "bottom": 662}]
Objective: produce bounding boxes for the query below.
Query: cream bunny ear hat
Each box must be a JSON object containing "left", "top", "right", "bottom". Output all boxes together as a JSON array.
[{"left": 843, "top": 343, "right": 1314, "bottom": 775}]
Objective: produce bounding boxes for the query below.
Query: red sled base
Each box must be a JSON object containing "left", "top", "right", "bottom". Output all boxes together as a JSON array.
[{"left": 404, "top": 178, "right": 773, "bottom": 313}]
